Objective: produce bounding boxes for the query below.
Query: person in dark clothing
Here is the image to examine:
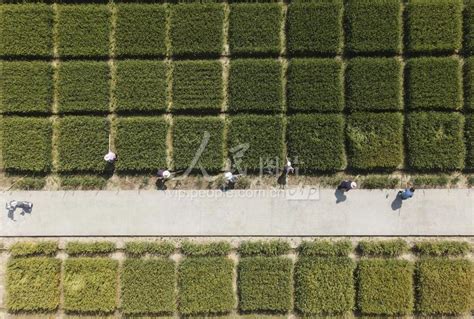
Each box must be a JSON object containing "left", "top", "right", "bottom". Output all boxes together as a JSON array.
[{"left": 337, "top": 180, "right": 357, "bottom": 192}]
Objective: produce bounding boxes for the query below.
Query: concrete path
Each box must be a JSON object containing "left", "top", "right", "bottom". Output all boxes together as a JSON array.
[{"left": 0, "top": 189, "right": 472, "bottom": 236}]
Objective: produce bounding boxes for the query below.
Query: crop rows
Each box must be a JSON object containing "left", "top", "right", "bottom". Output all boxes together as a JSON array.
[
  {"left": 0, "top": 0, "right": 473, "bottom": 176},
  {"left": 5, "top": 240, "right": 473, "bottom": 316}
]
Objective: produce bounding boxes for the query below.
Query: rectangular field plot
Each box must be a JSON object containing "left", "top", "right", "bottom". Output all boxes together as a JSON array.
[
  {"left": 115, "top": 117, "right": 168, "bottom": 173},
  {"left": 178, "top": 257, "right": 234, "bottom": 315},
  {"left": 169, "top": 3, "right": 224, "bottom": 57},
  {"left": 57, "top": 116, "right": 109, "bottom": 173},
  {"left": 357, "top": 259, "right": 414, "bottom": 315},
  {"left": 228, "top": 3, "right": 282, "bottom": 56},
  {"left": 0, "top": 4, "right": 53, "bottom": 58},
  {"left": 346, "top": 113, "right": 404, "bottom": 170},
  {"left": 287, "top": 58, "right": 343, "bottom": 112},
  {"left": 57, "top": 4, "right": 111, "bottom": 58},
  {"left": 406, "top": 0, "right": 462, "bottom": 54},
  {"left": 0, "top": 61, "right": 53, "bottom": 114},
  {"left": 416, "top": 258, "right": 473, "bottom": 315},
  {"left": 287, "top": 114, "right": 346, "bottom": 172},
  {"left": 227, "top": 115, "right": 284, "bottom": 171},
  {"left": 286, "top": 0, "right": 343, "bottom": 55},
  {"left": 172, "top": 60, "right": 223, "bottom": 112},
  {"left": 58, "top": 61, "right": 110, "bottom": 114},
  {"left": 238, "top": 257, "right": 293, "bottom": 313},
  {"left": 115, "top": 60, "right": 167, "bottom": 113},
  {"left": 406, "top": 57, "right": 462, "bottom": 111},
  {"left": 2, "top": 117, "right": 52, "bottom": 173},
  {"left": 345, "top": 57, "right": 402, "bottom": 111},
  {"left": 294, "top": 257, "right": 355, "bottom": 315},
  {"left": 64, "top": 258, "right": 118, "bottom": 314},
  {"left": 7, "top": 257, "right": 60, "bottom": 312},
  {"left": 467, "top": 114, "right": 474, "bottom": 170},
  {"left": 172, "top": 116, "right": 224, "bottom": 172},
  {"left": 115, "top": 4, "right": 166, "bottom": 57},
  {"left": 464, "top": 57, "right": 474, "bottom": 111},
  {"left": 121, "top": 258, "right": 176, "bottom": 315},
  {"left": 228, "top": 59, "right": 282, "bottom": 113},
  {"left": 406, "top": 112, "right": 465, "bottom": 170},
  {"left": 345, "top": 0, "right": 402, "bottom": 54}
]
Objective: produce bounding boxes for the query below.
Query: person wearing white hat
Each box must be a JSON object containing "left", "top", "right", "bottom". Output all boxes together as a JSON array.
[
  {"left": 104, "top": 151, "right": 117, "bottom": 164},
  {"left": 223, "top": 171, "right": 239, "bottom": 190},
  {"left": 157, "top": 169, "right": 171, "bottom": 180},
  {"left": 337, "top": 180, "right": 357, "bottom": 192}
]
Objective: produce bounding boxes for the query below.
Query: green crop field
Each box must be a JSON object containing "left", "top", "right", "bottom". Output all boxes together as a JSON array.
[
  {"left": 3, "top": 239, "right": 472, "bottom": 317},
  {"left": 0, "top": 0, "right": 472, "bottom": 183}
]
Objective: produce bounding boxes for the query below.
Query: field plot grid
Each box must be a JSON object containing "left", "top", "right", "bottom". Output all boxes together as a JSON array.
[
  {"left": 0, "top": 0, "right": 472, "bottom": 180},
  {"left": 1, "top": 239, "right": 472, "bottom": 317}
]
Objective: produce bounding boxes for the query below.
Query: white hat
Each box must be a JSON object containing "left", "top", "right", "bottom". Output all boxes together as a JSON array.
[
  {"left": 163, "top": 170, "right": 171, "bottom": 178},
  {"left": 224, "top": 172, "right": 233, "bottom": 181},
  {"left": 287, "top": 160, "right": 292, "bottom": 167},
  {"left": 351, "top": 182, "right": 357, "bottom": 188}
]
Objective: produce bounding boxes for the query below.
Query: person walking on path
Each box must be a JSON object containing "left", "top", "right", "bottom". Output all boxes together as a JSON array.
[
  {"left": 103, "top": 151, "right": 117, "bottom": 164},
  {"left": 278, "top": 160, "right": 295, "bottom": 189},
  {"left": 223, "top": 172, "right": 240, "bottom": 191},
  {"left": 337, "top": 180, "right": 357, "bottom": 192},
  {"left": 398, "top": 187, "right": 415, "bottom": 200}
]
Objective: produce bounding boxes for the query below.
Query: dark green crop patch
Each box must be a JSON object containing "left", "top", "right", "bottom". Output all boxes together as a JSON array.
[
  {"left": 287, "top": 58, "right": 343, "bottom": 112},
  {"left": 115, "top": 60, "right": 167, "bottom": 113},
  {"left": 0, "top": 61, "right": 53, "bottom": 114},
  {"left": 464, "top": 57, "right": 474, "bottom": 111},
  {"left": 239, "top": 240, "right": 290, "bottom": 257},
  {"left": 357, "top": 239, "right": 408, "bottom": 258},
  {"left": 58, "top": 61, "right": 110, "bottom": 114},
  {"left": 294, "top": 257, "right": 355, "bottom": 315},
  {"left": 228, "top": 59, "right": 282, "bottom": 113},
  {"left": 406, "top": 112, "right": 465, "bottom": 171},
  {"left": 172, "top": 60, "right": 223, "bottom": 112},
  {"left": 2, "top": 117, "right": 52, "bottom": 172},
  {"left": 238, "top": 257, "right": 293, "bottom": 313},
  {"left": 181, "top": 241, "right": 231, "bottom": 257},
  {"left": 169, "top": 3, "right": 224, "bottom": 57},
  {"left": 10, "top": 241, "right": 58, "bottom": 257},
  {"left": 465, "top": 1, "right": 474, "bottom": 55},
  {"left": 66, "top": 241, "right": 116, "bottom": 256},
  {"left": 172, "top": 116, "right": 224, "bottom": 172},
  {"left": 357, "top": 259, "right": 414, "bottom": 315},
  {"left": 298, "top": 240, "right": 352, "bottom": 257},
  {"left": 345, "top": 0, "right": 402, "bottom": 54},
  {"left": 115, "top": 4, "right": 166, "bottom": 57},
  {"left": 346, "top": 112, "right": 404, "bottom": 170},
  {"left": 7, "top": 257, "right": 60, "bottom": 312},
  {"left": 345, "top": 57, "right": 402, "bottom": 111},
  {"left": 121, "top": 258, "right": 176, "bottom": 315},
  {"left": 287, "top": 1, "right": 343, "bottom": 55},
  {"left": 228, "top": 3, "right": 282, "bottom": 55},
  {"left": 0, "top": 4, "right": 53, "bottom": 57},
  {"left": 57, "top": 4, "right": 111, "bottom": 58},
  {"left": 406, "top": 57, "right": 462, "bottom": 111},
  {"left": 57, "top": 116, "right": 109, "bottom": 173},
  {"left": 115, "top": 117, "right": 168, "bottom": 172},
  {"left": 467, "top": 114, "right": 474, "bottom": 170},
  {"left": 406, "top": 0, "right": 462, "bottom": 53},
  {"left": 414, "top": 240, "right": 471, "bottom": 257},
  {"left": 287, "top": 114, "right": 345, "bottom": 172},
  {"left": 124, "top": 241, "right": 175, "bottom": 257},
  {"left": 178, "top": 257, "right": 234, "bottom": 315},
  {"left": 416, "top": 258, "right": 473, "bottom": 315},
  {"left": 227, "top": 115, "right": 284, "bottom": 171},
  {"left": 64, "top": 258, "right": 118, "bottom": 314}
]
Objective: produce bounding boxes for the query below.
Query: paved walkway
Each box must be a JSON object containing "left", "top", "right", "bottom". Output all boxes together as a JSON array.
[{"left": 0, "top": 189, "right": 472, "bottom": 236}]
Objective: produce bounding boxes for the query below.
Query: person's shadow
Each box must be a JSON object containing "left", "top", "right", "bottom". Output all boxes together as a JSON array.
[
  {"left": 391, "top": 193, "right": 403, "bottom": 211},
  {"left": 334, "top": 189, "right": 347, "bottom": 203},
  {"left": 155, "top": 179, "right": 167, "bottom": 191},
  {"left": 277, "top": 173, "right": 287, "bottom": 189}
]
